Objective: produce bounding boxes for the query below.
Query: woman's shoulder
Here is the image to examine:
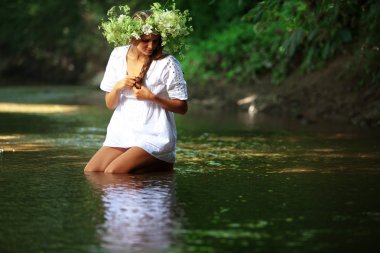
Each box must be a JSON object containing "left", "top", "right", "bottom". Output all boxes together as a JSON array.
[
  {"left": 155, "top": 54, "right": 182, "bottom": 69},
  {"left": 154, "top": 54, "right": 185, "bottom": 81},
  {"left": 110, "top": 45, "right": 129, "bottom": 58}
]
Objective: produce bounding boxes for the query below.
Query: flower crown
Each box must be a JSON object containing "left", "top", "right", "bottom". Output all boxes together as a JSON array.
[{"left": 99, "top": 2, "right": 193, "bottom": 55}]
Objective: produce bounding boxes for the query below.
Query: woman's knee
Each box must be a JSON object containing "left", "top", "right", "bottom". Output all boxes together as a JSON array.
[
  {"left": 104, "top": 165, "right": 117, "bottom": 174},
  {"left": 103, "top": 166, "right": 117, "bottom": 174},
  {"left": 84, "top": 147, "right": 125, "bottom": 173},
  {"left": 104, "top": 164, "right": 134, "bottom": 174},
  {"left": 84, "top": 162, "right": 105, "bottom": 172}
]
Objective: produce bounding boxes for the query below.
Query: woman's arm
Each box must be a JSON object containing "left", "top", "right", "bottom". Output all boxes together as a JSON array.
[
  {"left": 105, "top": 76, "right": 139, "bottom": 110},
  {"left": 104, "top": 88, "right": 121, "bottom": 110},
  {"left": 133, "top": 86, "right": 188, "bottom": 114},
  {"left": 153, "top": 96, "right": 188, "bottom": 114}
]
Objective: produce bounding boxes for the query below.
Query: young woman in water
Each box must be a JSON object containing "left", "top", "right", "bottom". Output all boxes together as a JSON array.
[{"left": 84, "top": 3, "right": 192, "bottom": 173}]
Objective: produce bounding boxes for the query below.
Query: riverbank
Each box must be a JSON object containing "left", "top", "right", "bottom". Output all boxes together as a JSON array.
[{"left": 190, "top": 54, "right": 380, "bottom": 128}]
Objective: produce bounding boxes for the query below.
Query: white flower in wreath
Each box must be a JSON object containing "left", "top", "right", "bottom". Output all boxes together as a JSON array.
[
  {"left": 131, "top": 32, "right": 141, "bottom": 40},
  {"left": 142, "top": 24, "right": 153, "bottom": 35},
  {"left": 117, "top": 14, "right": 126, "bottom": 22}
]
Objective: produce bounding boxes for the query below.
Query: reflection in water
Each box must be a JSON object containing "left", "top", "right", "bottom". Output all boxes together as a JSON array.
[{"left": 85, "top": 172, "right": 181, "bottom": 253}]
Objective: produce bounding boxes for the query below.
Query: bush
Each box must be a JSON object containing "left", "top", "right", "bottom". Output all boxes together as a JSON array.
[{"left": 182, "top": 0, "right": 380, "bottom": 88}]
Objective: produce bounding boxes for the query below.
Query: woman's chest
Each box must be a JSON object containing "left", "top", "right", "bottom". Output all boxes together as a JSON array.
[
  {"left": 126, "top": 58, "right": 145, "bottom": 77},
  {"left": 118, "top": 59, "right": 168, "bottom": 97}
]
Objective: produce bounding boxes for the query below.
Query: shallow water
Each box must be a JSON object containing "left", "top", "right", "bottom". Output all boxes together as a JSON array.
[{"left": 1, "top": 86, "right": 380, "bottom": 253}]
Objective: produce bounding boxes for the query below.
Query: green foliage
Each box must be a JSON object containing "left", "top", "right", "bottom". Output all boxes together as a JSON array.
[
  {"left": 182, "top": 21, "right": 256, "bottom": 86},
  {"left": 176, "top": 0, "right": 257, "bottom": 38},
  {"left": 247, "top": 0, "right": 380, "bottom": 82},
  {"left": 181, "top": 18, "right": 282, "bottom": 84},
  {"left": 182, "top": 0, "right": 380, "bottom": 86},
  {"left": 0, "top": 0, "right": 155, "bottom": 82},
  {"left": 0, "top": 0, "right": 378, "bottom": 86}
]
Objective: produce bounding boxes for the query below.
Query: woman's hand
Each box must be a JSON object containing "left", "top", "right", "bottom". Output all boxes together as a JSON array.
[
  {"left": 133, "top": 86, "right": 155, "bottom": 101},
  {"left": 133, "top": 86, "right": 187, "bottom": 114},
  {"left": 105, "top": 75, "right": 141, "bottom": 110},
  {"left": 115, "top": 75, "right": 141, "bottom": 92}
]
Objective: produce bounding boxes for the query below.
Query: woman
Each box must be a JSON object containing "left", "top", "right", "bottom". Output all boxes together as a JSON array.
[{"left": 84, "top": 4, "right": 192, "bottom": 174}]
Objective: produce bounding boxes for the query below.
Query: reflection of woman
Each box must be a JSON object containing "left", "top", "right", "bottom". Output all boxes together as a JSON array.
[
  {"left": 84, "top": 3, "right": 192, "bottom": 173},
  {"left": 85, "top": 172, "right": 180, "bottom": 252}
]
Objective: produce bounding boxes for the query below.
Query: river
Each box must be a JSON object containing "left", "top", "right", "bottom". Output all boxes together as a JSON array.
[{"left": 0, "top": 85, "right": 379, "bottom": 253}]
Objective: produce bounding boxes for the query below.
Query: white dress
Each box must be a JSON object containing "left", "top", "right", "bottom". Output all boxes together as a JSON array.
[{"left": 100, "top": 45, "right": 188, "bottom": 163}]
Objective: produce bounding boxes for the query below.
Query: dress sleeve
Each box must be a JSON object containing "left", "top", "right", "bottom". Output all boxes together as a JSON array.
[
  {"left": 161, "top": 56, "right": 188, "bottom": 100},
  {"left": 100, "top": 48, "right": 121, "bottom": 92}
]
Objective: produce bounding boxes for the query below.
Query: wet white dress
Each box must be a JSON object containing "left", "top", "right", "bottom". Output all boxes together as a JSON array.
[{"left": 100, "top": 45, "right": 188, "bottom": 163}]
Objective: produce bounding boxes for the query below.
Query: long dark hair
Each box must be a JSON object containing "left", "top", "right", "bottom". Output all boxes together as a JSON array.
[{"left": 132, "top": 10, "right": 167, "bottom": 87}]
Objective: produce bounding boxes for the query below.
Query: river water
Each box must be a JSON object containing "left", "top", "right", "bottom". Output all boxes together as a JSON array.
[{"left": 0, "top": 86, "right": 379, "bottom": 253}]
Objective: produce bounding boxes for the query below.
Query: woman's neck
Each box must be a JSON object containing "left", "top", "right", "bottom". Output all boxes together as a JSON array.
[{"left": 129, "top": 45, "right": 150, "bottom": 62}]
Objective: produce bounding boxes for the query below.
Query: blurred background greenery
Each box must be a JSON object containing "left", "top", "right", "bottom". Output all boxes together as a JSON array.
[{"left": 1, "top": 0, "right": 379, "bottom": 126}]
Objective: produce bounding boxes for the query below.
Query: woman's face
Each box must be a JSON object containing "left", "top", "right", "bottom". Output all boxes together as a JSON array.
[{"left": 135, "top": 34, "right": 160, "bottom": 56}]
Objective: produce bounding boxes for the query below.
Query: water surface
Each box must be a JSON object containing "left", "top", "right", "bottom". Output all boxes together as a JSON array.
[{"left": 0, "top": 86, "right": 380, "bottom": 253}]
